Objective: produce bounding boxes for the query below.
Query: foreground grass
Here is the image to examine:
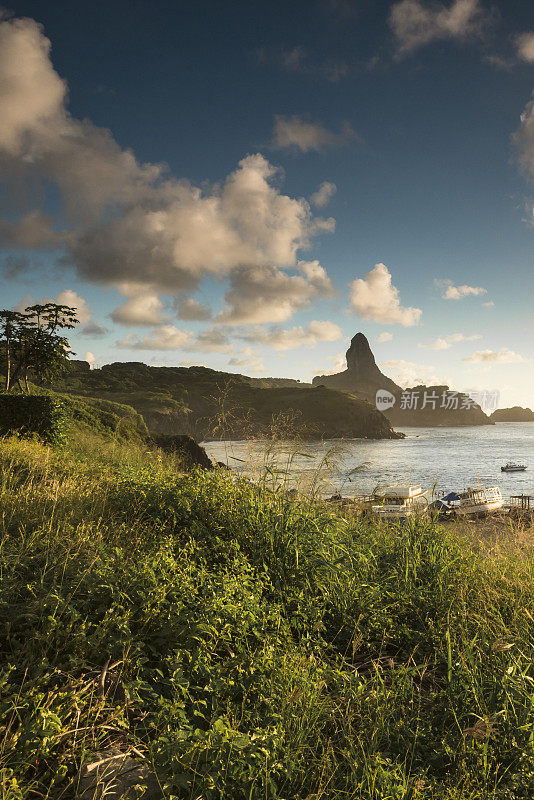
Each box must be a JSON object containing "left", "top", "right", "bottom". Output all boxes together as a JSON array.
[{"left": 0, "top": 434, "right": 533, "bottom": 799}]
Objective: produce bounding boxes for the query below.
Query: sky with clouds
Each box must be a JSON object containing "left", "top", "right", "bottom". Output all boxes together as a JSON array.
[{"left": 1, "top": 0, "right": 534, "bottom": 407}]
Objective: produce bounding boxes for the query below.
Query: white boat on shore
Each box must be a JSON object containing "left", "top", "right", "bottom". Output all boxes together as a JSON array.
[
  {"left": 447, "top": 487, "right": 504, "bottom": 517},
  {"left": 372, "top": 485, "right": 428, "bottom": 519}
]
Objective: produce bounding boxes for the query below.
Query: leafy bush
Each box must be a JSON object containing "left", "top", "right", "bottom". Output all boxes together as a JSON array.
[{"left": 0, "top": 393, "right": 67, "bottom": 442}]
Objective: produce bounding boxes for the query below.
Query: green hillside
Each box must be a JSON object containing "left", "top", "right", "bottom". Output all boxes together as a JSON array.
[
  {"left": 0, "top": 387, "right": 150, "bottom": 444},
  {"left": 49, "top": 361, "right": 402, "bottom": 440}
]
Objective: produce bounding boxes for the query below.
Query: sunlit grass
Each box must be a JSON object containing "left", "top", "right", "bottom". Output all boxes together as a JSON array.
[{"left": 0, "top": 432, "right": 533, "bottom": 799}]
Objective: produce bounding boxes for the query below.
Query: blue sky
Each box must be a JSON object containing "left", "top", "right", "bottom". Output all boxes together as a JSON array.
[{"left": 1, "top": 0, "right": 534, "bottom": 407}]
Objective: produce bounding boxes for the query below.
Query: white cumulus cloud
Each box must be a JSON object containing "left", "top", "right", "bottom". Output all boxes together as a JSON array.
[
  {"left": 84, "top": 351, "right": 96, "bottom": 368},
  {"left": 310, "top": 181, "right": 337, "bottom": 208},
  {"left": 516, "top": 33, "right": 534, "bottom": 63},
  {"left": 349, "top": 263, "right": 422, "bottom": 326},
  {"left": 241, "top": 320, "right": 342, "bottom": 351},
  {"left": 116, "top": 325, "right": 234, "bottom": 354},
  {"left": 437, "top": 280, "right": 487, "bottom": 300},
  {"left": 54, "top": 289, "right": 92, "bottom": 323},
  {"left": 379, "top": 359, "right": 446, "bottom": 387},
  {"left": 117, "top": 326, "right": 193, "bottom": 351},
  {"left": 389, "top": 0, "right": 489, "bottom": 57},
  {"left": 176, "top": 298, "right": 212, "bottom": 321},
  {"left": 513, "top": 95, "right": 534, "bottom": 179},
  {"left": 315, "top": 352, "right": 347, "bottom": 375},
  {"left": 111, "top": 292, "right": 168, "bottom": 326},
  {"left": 0, "top": 210, "right": 59, "bottom": 249},
  {"left": 463, "top": 348, "right": 525, "bottom": 364},
  {"left": 229, "top": 348, "right": 265, "bottom": 373},
  {"left": 375, "top": 332, "right": 393, "bottom": 343},
  {"left": 0, "top": 15, "right": 335, "bottom": 326},
  {"left": 272, "top": 115, "right": 358, "bottom": 152},
  {"left": 15, "top": 288, "right": 93, "bottom": 324},
  {"left": 191, "top": 328, "right": 234, "bottom": 354},
  {"left": 217, "top": 260, "right": 336, "bottom": 324},
  {"left": 419, "top": 333, "right": 482, "bottom": 349}
]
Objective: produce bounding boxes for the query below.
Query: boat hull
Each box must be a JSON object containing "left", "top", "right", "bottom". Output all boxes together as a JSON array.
[
  {"left": 372, "top": 503, "right": 428, "bottom": 520},
  {"left": 453, "top": 499, "right": 504, "bottom": 517}
]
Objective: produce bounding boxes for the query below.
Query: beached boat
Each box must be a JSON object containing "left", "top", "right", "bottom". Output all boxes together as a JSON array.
[
  {"left": 372, "top": 485, "right": 428, "bottom": 519},
  {"left": 445, "top": 487, "right": 504, "bottom": 517},
  {"left": 501, "top": 462, "right": 527, "bottom": 472}
]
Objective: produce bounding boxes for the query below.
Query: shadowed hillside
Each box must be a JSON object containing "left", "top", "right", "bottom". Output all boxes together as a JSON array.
[{"left": 50, "top": 361, "right": 403, "bottom": 440}]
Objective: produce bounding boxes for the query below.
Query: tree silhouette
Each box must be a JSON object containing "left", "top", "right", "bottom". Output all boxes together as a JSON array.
[{"left": 0, "top": 303, "right": 79, "bottom": 392}]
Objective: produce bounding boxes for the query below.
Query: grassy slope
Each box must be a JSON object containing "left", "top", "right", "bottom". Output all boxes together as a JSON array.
[
  {"left": 51, "top": 363, "right": 398, "bottom": 440},
  {"left": 59, "top": 393, "right": 150, "bottom": 442},
  {"left": 1, "top": 433, "right": 534, "bottom": 799},
  {"left": 10, "top": 387, "right": 151, "bottom": 444}
]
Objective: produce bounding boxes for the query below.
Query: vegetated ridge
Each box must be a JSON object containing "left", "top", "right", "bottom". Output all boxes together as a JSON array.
[{"left": 51, "top": 360, "right": 402, "bottom": 440}]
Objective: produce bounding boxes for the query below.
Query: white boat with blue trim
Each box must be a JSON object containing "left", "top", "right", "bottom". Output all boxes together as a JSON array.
[{"left": 443, "top": 487, "right": 504, "bottom": 517}]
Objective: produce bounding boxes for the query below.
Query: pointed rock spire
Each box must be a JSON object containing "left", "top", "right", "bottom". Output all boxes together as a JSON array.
[{"left": 312, "top": 332, "right": 401, "bottom": 400}]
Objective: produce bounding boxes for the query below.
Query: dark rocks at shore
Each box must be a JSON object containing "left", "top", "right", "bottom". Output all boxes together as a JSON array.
[{"left": 152, "top": 434, "right": 214, "bottom": 469}]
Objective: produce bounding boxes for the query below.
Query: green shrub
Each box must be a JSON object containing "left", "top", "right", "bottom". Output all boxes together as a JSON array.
[{"left": 0, "top": 393, "right": 67, "bottom": 443}]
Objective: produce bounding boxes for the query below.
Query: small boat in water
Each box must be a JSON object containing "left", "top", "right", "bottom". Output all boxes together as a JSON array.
[
  {"left": 444, "top": 487, "right": 504, "bottom": 517},
  {"left": 501, "top": 462, "right": 527, "bottom": 472},
  {"left": 372, "top": 485, "right": 428, "bottom": 519}
]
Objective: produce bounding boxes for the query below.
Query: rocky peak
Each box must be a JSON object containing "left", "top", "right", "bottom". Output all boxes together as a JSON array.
[
  {"left": 346, "top": 333, "right": 381, "bottom": 376},
  {"left": 312, "top": 332, "right": 401, "bottom": 399}
]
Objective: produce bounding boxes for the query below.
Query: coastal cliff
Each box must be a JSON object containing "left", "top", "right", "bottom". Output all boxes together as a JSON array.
[{"left": 313, "top": 333, "right": 492, "bottom": 427}]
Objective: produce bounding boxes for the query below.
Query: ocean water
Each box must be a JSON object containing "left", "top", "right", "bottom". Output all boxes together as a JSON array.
[{"left": 203, "top": 422, "right": 534, "bottom": 499}]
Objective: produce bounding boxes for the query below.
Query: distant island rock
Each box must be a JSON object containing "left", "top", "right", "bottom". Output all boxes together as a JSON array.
[
  {"left": 385, "top": 384, "right": 492, "bottom": 427},
  {"left": 313, "top": 332, "right": 492, "bottom": 427},
  {"left": 490, "top": 406, "right": 534, "bottom": 422}
]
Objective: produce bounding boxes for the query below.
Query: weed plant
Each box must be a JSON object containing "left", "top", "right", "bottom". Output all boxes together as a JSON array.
[{"left": 0, "top": 432, "right": 533, "bottom": 798}]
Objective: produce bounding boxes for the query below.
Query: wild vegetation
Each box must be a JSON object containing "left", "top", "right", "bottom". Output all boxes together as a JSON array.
[
  {"left": 0, "top": 389, "right": 150, "bottom": 444},
  {"left": 1, "top": 428, "right": 533, "bottom": 799}
]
